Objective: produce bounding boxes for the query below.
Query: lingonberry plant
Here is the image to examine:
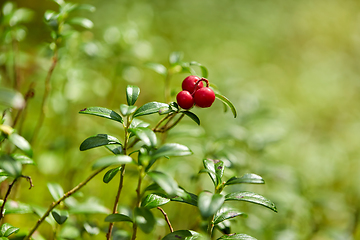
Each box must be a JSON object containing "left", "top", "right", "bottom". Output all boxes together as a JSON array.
[{"left": 0, "top": 1, "right": 278, "bottom": 239}]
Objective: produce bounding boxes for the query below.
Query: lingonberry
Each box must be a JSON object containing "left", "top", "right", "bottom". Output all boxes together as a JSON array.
[
  {"left": 182, "top": 75, "right": 204, "bottom": 93},
  {"left": 194, "top": 87, "right": 215, "bottom": 108},
  {"left": 176, "top": 90, "right": 194, "bottom": 109}
]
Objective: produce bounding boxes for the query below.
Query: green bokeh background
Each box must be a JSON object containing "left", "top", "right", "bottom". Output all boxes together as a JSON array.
[{"left": 1, "top": 0, "right": 360, "bottom": 239}]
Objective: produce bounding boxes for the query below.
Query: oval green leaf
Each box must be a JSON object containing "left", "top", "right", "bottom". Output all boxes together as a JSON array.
[
  {"left": 141, "top": 193, "right": 170, "bottom": 209},
  {"left": 80, "top": 134, "right": 121, "bottom": 151},
  {"left": 162, "top": 230, "right": 202, "bottom": 240},
  {"left": 147, "top": 171, "right": 178, "bottom": 197},
  {"left": 103, "top": 166, "right": 121, "bottom": 183},
  {"left": 79, "top": 107, "right": 123, "bottom": 123},
  {"left": 225, "top": 174, "right": 265, "bottom": 186},
  {"left": 0, "top": 155, "right": 22, "bottom": 178},
  {"left": 8, "top": 133, "right": 32, "bottom": 157},
  {"left": 0, "top": 223, "right": 19, "bottom": 237},
  {"left": 128, "top": 127, "right": 157, "bottom": 147},
  {"left": 92, "top": 155, "right": 133, "bottom": 169},
  {"left": 181, "top": 111, "right": 200, "bottom": 125},
  {"left": 10, "top": 153, "right": 34, "bottom": 165},
  {"left": 215, "top": 93, "right": 237, "bottom": 118},
  {"left": 198, "top": 192, "right": 224, "bottom": 219},
  {"left": 224, "top": 191, "right": 277, "bottom": 212},
  {"left": 217, "top": 233, "right": 257, "bottom": 240},
  {"left": 67, "top": 17, "right": 93, "bottom": 29},
  {"left": 51, "top": 210, "right": 69, "bottom": 225},
  {"left": 126, "top": 85, "right": 140, "bottom": 105},
  {"left": 120, "top": 104, "right": 137, "bottom": 116},
  {"left": 213, "top": 207, "right": 247, "bottom": 225},
  {"left": 47, "top": 182, "right": 64, "bottom": 201},
  {"left": 133, "top": 102, "right": 169, "bottom": 117},
  {"left": 151, "top": 143, "right": 192, "bottom": 160},
  {"left": 105, "top": 213, "right": 133, "bottom": 223},
  {"left": 134, "top": 207, "right": 156, "bottom": 234}
]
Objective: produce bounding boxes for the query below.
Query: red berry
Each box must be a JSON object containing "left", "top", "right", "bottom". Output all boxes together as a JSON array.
[
  {"left": 194, "top": 87, "right": 215, "bottom": 108},
  {"left": 182, "top": 75, "right": 204, "bottom": 93},
  {"left": 176, "top": 90, "right": 194, "bottom": 109}
]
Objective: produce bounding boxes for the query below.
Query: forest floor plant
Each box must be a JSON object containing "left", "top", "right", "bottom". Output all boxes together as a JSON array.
[{"left": 0, "top": 0, "right": 277, "bottom": 239}]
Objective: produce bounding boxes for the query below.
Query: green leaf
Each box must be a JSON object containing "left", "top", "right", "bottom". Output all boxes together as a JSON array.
[
  {"left": 147, "top": 171, "right": 178, "bottom": 196},
  {"left": 0, "top": 155, "right": 21, "bottom": 178},
  {"left": 133, "top": 102, "right": 169, "bottom": 117},
  {"left": 141, "top": 193, "right": 170, "bottom": 209},
  {"left": 47, "top": 182, "right": 64, "bottom": 201},
  {"left": 103, "top": 167, "right": 121, "bottom": 183},
  {"left": 145, "top": 62, "right": 167, "bottom": 76},
  {"left": 213, "top": 207, "right": 247, "bottom": 225},
  {"left": 225, "top": 174, "right": 265, "bottom": 186},
  {"left": 79, "top": 107, "right": 123, "bottom": 123},
  {"left": 128, "top": 127, "right": 157, "bottom": 147},
  {"left": 105, "top": 213, "right": 133, "bottom": 223},
  {"left": 126, "top": 85, "right": 140, "bottom": 105},
  {"left": 83, "top": 223, "right": 100, "bottom": 235},
  {"left": 8, "top": 133, "right": 32, "bottom": 157},
  {"left": 71, "top": 4, "right": 96, "bottom": 12},
  {"left": 169, "top": 188, "right": 198, "bottom": 206},
  {"left": 202, "top": 159, "right": 216, "bottom": 186},
  {"left": 217, "top": 233, "right": 257, "bottom": 240},
  {"left": 198, "top": 192, "right": 224, "bottom": 219},
  {"left": 10, "top": 153, "right": 35, "bottom": 165},
  {"left": 0, "top": 223, "right": 19, "bottom": 237},
  {"left": 215, "top": 94, "right": 237, "bottom": 118},
  {"left": 151, "top": 143, "right": 192, "bottom": 160},
  {"left": 134, "top": 207, "right": 156, "bottom": 234},
  {"left": 216, "top": 220, "right": 231, "bottom": 235},
  {"left": 0, "top": 88, "right": 25, "bottom": 109},
  {"left": 106, "top": 145, "right": 123, "bottom": 155},
  {"left": 225, "top": 191, "right": 277, "bottom": 212},
  {"left": 162, "top": 230, "right": 202, "bottom": 240},
  {"left": 129, "top": 118, "right": 150, "bottom": 129},
  {"left": 214, "top": 160, "right": 224, "bottom": 186},
  {"left": 67, "top": 17, "right": 93, "bottom": 29},
  {"left": 58, "top": 225, "right": 80, "bottom": 239},
  {"left": 51, "top": 209, "right": 68, "bottom": 225},
  {"left": 189, "top": 61, "right": 208, "bottom": 78},
  {"left": 120, "top": 104, "right": 137, "bottom": 116},
  {"left": 80, "top": 134, "right": 121, "bottom": 151},
  {"left": 92, "top": 155, "right": 133, "bottom": 169},
  {"left": 181, "top": 111, "right": 200, "bottom": 125},
  {"left": 169, "top": 52, "right": 183, "bottom": 65},
  {"left": 3, "top": 200, "right": 32, "bottom": 214}
]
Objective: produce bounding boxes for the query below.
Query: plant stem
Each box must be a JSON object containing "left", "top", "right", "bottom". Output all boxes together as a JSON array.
[
  {"left": 0, "top": 178, "right": 18, "bottom": 221},
  {"left": 131, "top": 168, "right": 144, "bottom": 240},
  {"left": 24, "top": 167, "right": 106, "bottom": 240},
  {"left": 207, "top": 215, "right": 215, "bottom": 238},
  {"left": 106, "top": 164, "right": 126, "bottom": 240},
  {"left": 157, "top": 207, "right": 173, "bottom": 233},
  {"left": 31, "top": 51, "right": 58, "bottom": 144}
]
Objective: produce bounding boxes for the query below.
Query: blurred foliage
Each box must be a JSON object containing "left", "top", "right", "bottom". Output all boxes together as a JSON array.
[{"left": 1, "top": 0, "right": 360, "bottom": 239}]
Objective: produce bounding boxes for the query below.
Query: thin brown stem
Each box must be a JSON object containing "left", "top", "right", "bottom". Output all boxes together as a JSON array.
[
  {"left": 0, "top": 178, "right": 18, "bottom": 221},
  {"left": 31, "top": 51, "right": 58, "bottom": 144},
  {"left": 23, "top": 167, "right": 106, "bottom": 240},
  {"left": 106, "top": 165, "right": 126, "bottom": 240},
  {"left": 12, "top": 83, "right": 35, "bottom": 129},
  {"left": 157, "top": 207, "right": 173, "bottom": 233}
]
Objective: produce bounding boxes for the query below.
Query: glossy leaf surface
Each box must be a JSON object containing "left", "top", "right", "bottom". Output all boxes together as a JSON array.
[
  {"left": 51, "top": 210, "right": 68, "bottom": 224},
  {"left": 217, "top": 233, "right": 257, "bottom": 240},
  {"left": 120, "top": 104, "right": 137, "bottom": 116},
  {"left": 213, "top": 207, "right": 247, "bottom": 225},
  {"left": 92, "top": 155, "right": 133, "bottom": 169},
  {"left": 133, "top": 102, "right": 169, "bottom": 117},
  {"left": 105, "top": 213, "right": 133, "bottom": 222},
  {"left": 225, "top": 174, "right": 265, "bottom": 186},
  {"left": 79, "top": 107, "right": 123, "bottom": 123},
  {"left": 126, "top": 85, "right": 140, "bottom": 105},
  {"left": 47, "top": 182, "right": 64, "bottom": 201},
  {"left": 0, "top": 155, "right": 21, "bottom": 178},
  {"left": 225, "top": 191, "right": 277, "bottom": 212},
  {"left": 0, "top": 223, "right": 19, "bottom": 237},
  {"left": 162, "top": 230, "right": 202, "bottom": 240},
  {"left": 103, "top": 167, "right": 121, "bottom": 183},
  {"left": 215, "top": 93, "right": 237, "bottom": 118},
  {"left": 141, "top": 193, "right": 170, "bottom": 209},
  {"left": 128, "top": 127, "right": 157, "bottom": 147},
  {"left": 198, "top": 192, "right": 224, "bottom": 219},
  {"left": 8, "top": 133, "right": 32, "bottom": 157},
  {"left": 80, "top": 134, "right": 121, "bottom": 151},
  {"left": 151, "top": 143, "right": 192, "bottom": 160},
  {"left": 181, "top": 111, "right": 200, "bottom": 125}
]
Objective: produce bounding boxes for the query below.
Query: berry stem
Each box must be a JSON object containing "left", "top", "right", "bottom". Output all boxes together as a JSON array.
[{"left": 193, "top": 78, "right": 209, "bottom": 94}]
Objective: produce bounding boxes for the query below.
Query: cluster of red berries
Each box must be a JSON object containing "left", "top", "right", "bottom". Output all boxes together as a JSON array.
[{"left": 176, "top": 75, "right": 215, "bottom": 109}]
